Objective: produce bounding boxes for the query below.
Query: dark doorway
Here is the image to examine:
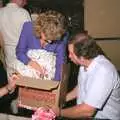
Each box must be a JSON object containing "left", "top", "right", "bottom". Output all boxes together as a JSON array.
[{"left": 27, "top": 0, "right": 84, "bottom": 34}]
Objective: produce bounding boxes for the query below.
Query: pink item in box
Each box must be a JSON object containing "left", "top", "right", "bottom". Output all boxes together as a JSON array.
[{"left": 32, "top": 107, "right": 56, "bottom": 120}]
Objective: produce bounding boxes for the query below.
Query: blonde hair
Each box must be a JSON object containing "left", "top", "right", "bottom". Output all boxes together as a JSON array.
[
  {"left": 33, "top": 10, "right": 66, "bottom": 41},
  {"left": 0, "top": 32, "right": 6, "bottom": 68}
]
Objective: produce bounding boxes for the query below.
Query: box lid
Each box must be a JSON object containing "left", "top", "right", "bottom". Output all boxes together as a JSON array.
[{"left": 16, "top": 76, "right": 59, "bottom": 90}]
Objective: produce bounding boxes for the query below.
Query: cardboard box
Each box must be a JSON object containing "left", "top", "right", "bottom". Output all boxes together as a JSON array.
[{"left": 16, "top": 64, "right": 70, "bottom": 110}]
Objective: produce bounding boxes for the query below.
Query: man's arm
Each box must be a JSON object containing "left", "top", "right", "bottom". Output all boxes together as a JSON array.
[
  {"left": 52, "top": 85, "right": 96, "bottom": 118},
  {"left": 66, "top": 86, "right": 78, "bottom": 102},
  {"left": 54, "top": 103, "right": 96, "bottom": 119},
  {"left": 0, "top": 75, "right": 17, "bottom": 97},
  {"left": 60, "top": 103, "right": 96, "bottom": 118}
]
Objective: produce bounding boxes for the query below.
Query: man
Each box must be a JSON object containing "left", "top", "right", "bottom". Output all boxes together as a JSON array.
[
  {"left": 0, "top": 0, "right": 31, "bottom": 114},
  {"left": 53, "top": 32, "right": 120, "bottom": 119},
  {"left": 0, "top": 0, "right": 31, "bottom": 75}
]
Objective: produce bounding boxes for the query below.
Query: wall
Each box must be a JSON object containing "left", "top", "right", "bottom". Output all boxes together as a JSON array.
[
  {"left": 84, "top": 0, "right": 120, "bottom": 38},
  {"left": 97, "top": 40, "right": 120, "bottom": 70},
  {"left": 84, "top": 0, "right": 120, "bottom": 69}
]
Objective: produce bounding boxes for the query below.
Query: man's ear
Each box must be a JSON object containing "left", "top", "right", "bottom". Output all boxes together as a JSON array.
[{"left": 77, "top": 56, "right": 85, "bottom": 64}]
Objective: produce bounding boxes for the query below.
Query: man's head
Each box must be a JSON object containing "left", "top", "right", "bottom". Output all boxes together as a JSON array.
[
  {"left": 68, "top": 32, "right": 104, "bottom": 66},
  {"left": 0, "top": 0, "right": 3, "bottom": 8},
  {"left": 33, "top": 10, "right": 66, "bottom": 41},
  {"left": 10, "top": 0, "right": 27, "bottom": 7}
]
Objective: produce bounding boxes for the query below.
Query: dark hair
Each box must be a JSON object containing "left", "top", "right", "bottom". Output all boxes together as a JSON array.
[
  {"left": 0, "top": 32, "right": 6, "bottom": 68},
  {"left": 69, "top": 32, "right": 105, "bottom": 59}
]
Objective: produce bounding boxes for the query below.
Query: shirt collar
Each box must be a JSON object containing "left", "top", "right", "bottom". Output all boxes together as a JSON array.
[
  {"left": 85, "top": 55, "right": 103, "bottom": 72},
  {"left": 7, "top": 3, "right": 19, "bottom": 8}
]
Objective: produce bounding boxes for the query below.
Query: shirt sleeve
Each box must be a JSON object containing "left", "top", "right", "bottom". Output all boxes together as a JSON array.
[
  {"left": 84, "top": 68, "right": 115, "bottom": 109},
  {"left": 19, "top": 9, "right": 31, "bottom": 22},
  {"left": 16, "top": 22, "right": 33, "bottom": 65},
  {"left": 54, "top": 41, "right": 66, "bottom": 81}
]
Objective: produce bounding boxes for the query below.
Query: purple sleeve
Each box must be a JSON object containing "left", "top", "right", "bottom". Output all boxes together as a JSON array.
[
  {"left": 54, "top": 42, "right": 66, "bottom": 81},
  {"left": 16, "top": 22, "right": 32, "bottom": 65}
]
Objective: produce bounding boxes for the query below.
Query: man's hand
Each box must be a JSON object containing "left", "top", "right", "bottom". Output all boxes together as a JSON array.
[
  {"left": 6, "top": 74, "right": 19, "bottom": 93},
  {"left": 52, "top": 106, "right": 61, "bottom": 117}
]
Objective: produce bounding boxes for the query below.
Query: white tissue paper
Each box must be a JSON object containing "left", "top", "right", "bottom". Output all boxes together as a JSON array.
[{"left": 14, "top": 49, "right": 56, "bottom": 80}]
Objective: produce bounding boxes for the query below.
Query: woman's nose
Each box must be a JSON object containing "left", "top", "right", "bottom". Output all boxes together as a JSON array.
[{"left": 69, "top": 53, "right": 72, "bottom": 59}]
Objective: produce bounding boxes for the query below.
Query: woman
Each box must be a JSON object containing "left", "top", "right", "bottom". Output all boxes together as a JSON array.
[{"left": 16, "top": 10, "right": 67, "bottom": 81}]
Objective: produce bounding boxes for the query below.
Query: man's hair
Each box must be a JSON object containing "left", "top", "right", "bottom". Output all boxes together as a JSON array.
[
  {"left": 33, "top": 10, "right": 66, "bottom": 41},
  {"left": 69, "top": 32, "right": 105, "bottom": 59}
]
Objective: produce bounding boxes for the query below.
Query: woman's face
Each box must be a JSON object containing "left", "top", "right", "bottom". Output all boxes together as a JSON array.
[{"left": 40, "top": 32, "right": 57, "bottom": 44}]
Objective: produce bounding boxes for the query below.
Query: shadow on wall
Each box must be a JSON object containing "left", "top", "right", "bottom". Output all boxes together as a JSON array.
[{"left": 97, "top": 40, "right": 120, "bottom": 70}]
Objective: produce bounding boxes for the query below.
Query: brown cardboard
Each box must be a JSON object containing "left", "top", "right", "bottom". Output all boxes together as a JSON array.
[{"left": 16, "top": 64, "right": 70, "bottom": 110}]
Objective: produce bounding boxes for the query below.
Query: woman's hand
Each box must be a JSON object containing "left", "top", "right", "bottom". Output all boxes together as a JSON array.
[{"left": 28, "top": 60, "right": 47, "bottom": 75}]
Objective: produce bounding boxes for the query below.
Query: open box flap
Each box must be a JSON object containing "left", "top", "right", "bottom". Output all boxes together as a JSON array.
[{"left": 16, "top": 76, "right": 59, "bottom": 90}]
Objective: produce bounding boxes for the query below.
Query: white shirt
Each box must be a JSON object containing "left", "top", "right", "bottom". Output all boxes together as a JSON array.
[
  {"left": 77, "top": 55, "right": 120, "bottom": 120},
  {"left": 0, "top": 3, "right": 31, "bottom": 75}
]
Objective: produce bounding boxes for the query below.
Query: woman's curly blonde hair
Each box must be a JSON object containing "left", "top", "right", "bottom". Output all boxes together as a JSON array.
[{"left": 33, "top": 10, "right": 66, "bottom": 41}]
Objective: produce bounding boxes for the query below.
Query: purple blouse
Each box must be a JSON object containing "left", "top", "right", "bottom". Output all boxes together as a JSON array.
[{"left": 16, "top": 22, "right": 66, "bottom": 81}]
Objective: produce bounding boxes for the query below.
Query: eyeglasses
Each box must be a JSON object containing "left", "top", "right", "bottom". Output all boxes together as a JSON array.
[
  {"left": 45, "top": 40, "right": 53, "bottom": 44},
  {"left": 45, "top": 39, "right": 59, "bottom": 44}
]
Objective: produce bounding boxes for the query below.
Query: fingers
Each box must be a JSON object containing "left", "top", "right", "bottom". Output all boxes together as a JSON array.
[
  {"left": 9, "top": 74, "right": 19, "bottom": 82},
  {"left": 51, "top": 106, "right": 61, "bottom": 117},
  {"left": 7, "top": 73, "right": 20, "bottom": 91},
  {"left": 39, "top": 66, "right": 47, "bottom": 75}
]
